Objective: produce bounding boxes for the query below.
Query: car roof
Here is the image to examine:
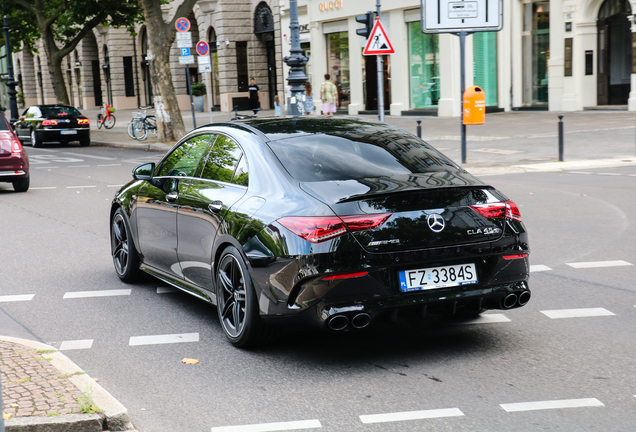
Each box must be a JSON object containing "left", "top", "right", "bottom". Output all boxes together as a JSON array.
[{"left": 213, "top": 116, "right": 391, "bottom": 141}]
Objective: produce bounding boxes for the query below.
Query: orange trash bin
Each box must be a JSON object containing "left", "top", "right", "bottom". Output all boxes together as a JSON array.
[{"left": 463, "top": 86, "right": 485, "bottom": 125}]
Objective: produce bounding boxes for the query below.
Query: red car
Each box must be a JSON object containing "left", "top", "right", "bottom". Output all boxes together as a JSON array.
[{"left": 0, "top": 112, "right": 29, "bottom": 192}]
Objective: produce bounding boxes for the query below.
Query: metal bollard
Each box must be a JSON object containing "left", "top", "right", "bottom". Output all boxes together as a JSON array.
[
  {"left": 558, "top": 114, "right": 564, "bottom": 162},
  {"left": 416, "top": 119, "right": 422, "bottom": 139}
]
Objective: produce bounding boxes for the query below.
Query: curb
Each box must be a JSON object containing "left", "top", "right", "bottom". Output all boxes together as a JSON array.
[
  {"left": 90, "top": 140, "right": 172, "bottom": 153},
  {"left": 463, "top": 157, "right": 636, "bottom": 176},
  {"left": 1, "top": 336, "right": 134, "bottom": 432}
]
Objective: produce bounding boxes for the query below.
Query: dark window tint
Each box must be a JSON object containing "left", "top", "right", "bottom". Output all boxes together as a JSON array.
[
  {"left": 236, "top": 41, "right": 248, "bottom": 92},
  {"left": 268, "top": 133, "right": 457, "bottom": 182},
  {"left": 40, "top": 106, "right": 81, "bottom": 117},
  {"left": 158, "top": 134, "right": 213, "bottom": 177},
  {"left": 232, "top": 155, "right": 249, "bottom": 186},
  {"left": 123, "top": 57, "right": 135, "bottom": 97},
  {"left": 0, "top": 114, "right": 9, "bottom": 131},
  {"left": 200, "top": 135, "right": 242, "bottom": 183}
]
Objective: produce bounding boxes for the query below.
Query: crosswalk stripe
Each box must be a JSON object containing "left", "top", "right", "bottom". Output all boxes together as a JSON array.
[
  {"left": 500, "top": 398, "right": 604, "bottom": 412},
  {"left": 541, "top": 308, "right": 615, "bottom": 319},
  {"left": 129, "top": 333, "right": 199, "bottom": 346},
  {"left": 0, "top": 294, "right": 35, "bottom": 302},
  {"left": 210, "top": 419, "right": 322, "bottom": 432},
  {"left": 566, "top": 260, "right": 632, "bottom": 268},
  {"left": 63, "top": 289, "right": 131, "bottom": 299},
  {"left": 530, "top": 265, "right": 552, "bottom": 272},
  {"left": 60, "top": 339, "right": 94, "bottom": 350},
  {"left": 360, "top": 408, "right": 464, "bottom": 424}
]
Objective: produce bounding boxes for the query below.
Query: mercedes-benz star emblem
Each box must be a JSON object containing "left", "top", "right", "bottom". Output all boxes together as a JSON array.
[{"left": 427, "top": 213, "right": 445, "bottom": 232}]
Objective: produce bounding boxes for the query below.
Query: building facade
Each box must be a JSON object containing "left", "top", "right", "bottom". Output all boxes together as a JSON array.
[
  {"left": 280, "top": 0, "right": 636, "bottom": 116},
  {"left": 13, "top": 0, "right": 285, "bottom": 113}
]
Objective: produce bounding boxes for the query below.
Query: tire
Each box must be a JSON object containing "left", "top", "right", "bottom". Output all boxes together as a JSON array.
[
  {"left": 103, "top": 114, "right": 116, "bottom": 129},
  {"left": 216, "top": 246, "right": 276, "bottom": 348},
  {"left": 31, "top": 129, "right": 41, "bottom": 148},
  {"left": 133, "top": 119, "right": 148, "bottom": 141},
  {"left": 80, "top": 134, "right": 90, "bottom": 147},
  {"left": 111, "top": 208, "right": 142, "bottom": 283},
  {"left": 97, "top": 114, "right": 103, "bottom": 129},
  {"left": 12, "top": 175, "right": 29, "bottom": 192},
  {"left": 127, "top": 121, "right": 136, "bottom": 139}
]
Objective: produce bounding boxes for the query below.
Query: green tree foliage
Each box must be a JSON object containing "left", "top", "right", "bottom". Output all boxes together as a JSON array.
[
  {"left": 10, "top": 0, "right": 142, "bottom": 104},
  {"left": 0, "top": 4, "right": 39, "bottom": 54}
]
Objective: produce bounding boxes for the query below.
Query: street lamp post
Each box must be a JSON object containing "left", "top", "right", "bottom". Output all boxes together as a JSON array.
[
  {"left": 3, "top": 15, "right": 19, "bottom": 124},
  {"left": 283, "top": 0, "right": 308, "bottom": 116}
]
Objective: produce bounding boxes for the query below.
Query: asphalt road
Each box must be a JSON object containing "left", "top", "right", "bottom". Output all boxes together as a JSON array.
[{"left": 2, "top": 144, "right": 636, "bottom": 431}]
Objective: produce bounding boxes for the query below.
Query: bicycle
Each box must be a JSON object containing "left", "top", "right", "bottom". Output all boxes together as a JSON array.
[
  {"left": 97, "top": 102, "right": 116, "bottom": 129},
  {"left": 128, "top": 106, "right": 153, "bottom": 139},
  {"left": 231, "top": 105, "right": 261, "bottom": 120},
  {"left": 133, "top": 113, "right": 157, "bottom": 141}
]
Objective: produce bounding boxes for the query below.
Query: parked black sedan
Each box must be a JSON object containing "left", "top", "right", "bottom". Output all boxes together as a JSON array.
[
  {"left": 110, "top": 117, "right": 530, "bottom": 347},
  {"left": 14, "top": 105, "right": 90, "bottom": 147}
]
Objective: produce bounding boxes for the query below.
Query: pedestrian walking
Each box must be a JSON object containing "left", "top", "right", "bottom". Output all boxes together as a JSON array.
[
  {"left": 248, "top": 78, "right": 261, "bottom": 111},
  {"left": 305, "top": 82, "right": 314, "bottom": 115},
  {"left": 274, "top": 94, "right": 283, "bottom": 117},
  {"left": 320, "top": 74, "right": 338, "bottom": 116}
]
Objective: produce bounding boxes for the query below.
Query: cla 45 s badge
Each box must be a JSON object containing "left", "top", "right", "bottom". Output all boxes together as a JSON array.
[{"left": 467, "top": 227, "right": 501, "bottom": 235}]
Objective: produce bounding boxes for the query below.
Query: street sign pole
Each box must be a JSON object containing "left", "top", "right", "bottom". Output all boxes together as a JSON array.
[
  {"left": 186, "top": 66, "right": 196, "bottom": 129},
  {"left": 459, "top": 30, "right": 467, "bottom": 164},
  {"left": 205, "top": 72, "right": 212, "bottom": 123},
  {"left": 376, "top": 1, "right": 384, "bottom": 122}
]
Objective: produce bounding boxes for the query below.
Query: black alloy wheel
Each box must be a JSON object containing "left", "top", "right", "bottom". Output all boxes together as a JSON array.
[
  {"left": 216, "top": 246, "right": 275, "bottom": 347},
  {"left": 111, "top": 208, "right": 141, "bottom": 283}
]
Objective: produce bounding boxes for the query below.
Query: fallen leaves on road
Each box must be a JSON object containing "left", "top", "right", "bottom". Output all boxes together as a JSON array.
[{"left": 181, "top": 358, "right": 199, "bottom": 365}]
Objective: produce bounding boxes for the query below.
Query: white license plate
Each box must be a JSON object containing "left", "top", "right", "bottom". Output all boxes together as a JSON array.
[
  {"left": 399, "top": 263, "right": 478, "bottom": 292},
  {"left": 60, "top": 130, "right": 77, "bottom": 135}
]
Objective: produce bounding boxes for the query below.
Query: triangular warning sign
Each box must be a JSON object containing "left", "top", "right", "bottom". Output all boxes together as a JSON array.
[{"left": 363, "top": 19, "right": 395, "bottom": 55}]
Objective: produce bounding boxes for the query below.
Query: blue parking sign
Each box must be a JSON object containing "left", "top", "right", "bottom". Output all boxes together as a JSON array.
[{"left": 180, "top": 47, "right": 191, "bottom": 57}]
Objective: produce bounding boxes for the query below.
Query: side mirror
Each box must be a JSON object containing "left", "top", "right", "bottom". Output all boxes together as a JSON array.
[{"left": 133, "top": 162, "right": 155, "bottom": 181}]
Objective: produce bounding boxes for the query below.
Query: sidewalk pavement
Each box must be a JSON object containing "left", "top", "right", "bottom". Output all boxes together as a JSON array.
[
  {"left": 3, "top": 107, "right": 636, "bottom": 432},
  {"left": 1, "top": 336, "right": 134, "bottom": 432}
]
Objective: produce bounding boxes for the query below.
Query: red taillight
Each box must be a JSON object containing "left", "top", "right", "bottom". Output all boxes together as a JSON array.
[
  {"left": 278, "top": 213, "right": 392, "bottom": 243},
  {"left": 77, "top": 118, "right": 90, "bottom": 125},
  {"left": 11, "top": 139, "right": 22, "bottom": 154},
  {"left": 42, "top": 119, "right": 58, "bottom": 126},
  {"left": 470, "top": 200, "right": 522, "bottom": 222},
  {"left": 502, "top": 254, "right": 528, "bottom": 260},
  {"left": 323, "top": 271, "right": 369, "bottom": 280}
]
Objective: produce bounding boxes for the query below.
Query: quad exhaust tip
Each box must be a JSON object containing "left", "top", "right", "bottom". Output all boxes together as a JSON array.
[
  {"left": 502, "top": 293, "right": 518, "bottom": 309},
  {"left": 518, "top": 290, "right": 531, "bottom": 306},
  {"left": 327, "top": 313, "right": 372, "bottom": 331},
  {"left": 351, "top": 313, "right": 371, "bottom": 329},
  {"left": 327, "top": 315, "right": 349, "bottom": 331}
]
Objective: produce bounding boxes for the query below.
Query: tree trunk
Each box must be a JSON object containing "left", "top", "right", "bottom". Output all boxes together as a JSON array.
[
  {"left": 41, "top": 28, "right": 70, "bottom": 104},
  {"left": 140, "top": 0, "right": 198, "bottom": 143}
]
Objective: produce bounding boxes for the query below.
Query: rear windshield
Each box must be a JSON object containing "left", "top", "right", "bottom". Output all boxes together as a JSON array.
[
  {"left": 268, "top": 132, "right": 458, "bottom": 182},
  {"left": 41, "top": 106, "right": 82, "bottom": 117},
  {"left": 0, "top": 113, "right": 9, "bottom": 131}
]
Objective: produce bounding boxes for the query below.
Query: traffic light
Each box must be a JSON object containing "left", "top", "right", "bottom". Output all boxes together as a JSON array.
[{"left": 356, "top": 12, "right": 375, "bottom": 39}]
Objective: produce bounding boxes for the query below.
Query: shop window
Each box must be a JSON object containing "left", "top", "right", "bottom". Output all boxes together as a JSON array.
[
  {"left": 123, "top": 57, "right": 135, "bottom": 97},
  {"left": 473, "top": 32, "right": 498, "bottom": 106},
  {"left": 236, "top": 41, "right": 249, "bottom": 92},
  {"left": 326, "top": 32, "right": 350, "bottom": 109},
  {"left": 407, "top": 22, "right": 439, "bottom": 109},
  {"left": 522, "top": 1, "right": 550, "bottom": 105}
]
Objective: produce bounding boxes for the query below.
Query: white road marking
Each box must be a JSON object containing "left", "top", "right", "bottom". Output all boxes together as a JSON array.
[
  {"left": 30, "top": 187, "right": 57, "bottom": 190},
  {"left": 567, "top": 172, "right": 593, "bottom": 175},
  {"left": 210, "top": 419, "right": 322, "bottom": 432},
  {"left": 68, "top": 165, "right": 90, "bottom": 168},
  {"left": 63, "top": 289, "right": 131, "bottom": 299},
  {"left": 472, "top": 148, "right": 524, "bottom": 155},
  {"left": 60, "top": 339, "right": 94, "bottom": 350},
  {"left": 530, "top": 265, "right": 552, "bottom": 272},
  {"left": 500, "top": 398, "right": 604, "bottom": 412},
  {"left": 107, "top": 184, "right": 125, "bottom": 188},
  {"left": 566, "top": 260, "right": 632, "bottom": 269},
  {"left": 360, "top": 408, "right": 464, "bottom": 424},
  {"left": 27, "top": 147, "right": 58, "bottom": 152},
  {"left": 455, "top": 314, "right": 510, "bottom": 324},
  {"left": 66, "top": 185, "right": 96, "bottom": 189},
  {"left": 129, "top": 333, "right": 199, "bottom": 346},
  {"left": 0, "top": 294, "right": 35, "bottom": 302},
  {"left": 34, "top": 166, "right": 60, "bottom": 169},
  {"left": 97, "top": 163, "right": 123, "bottom": 167},
  {"left": 541, "top": 308, "right": 615, "bottom": 319},
  {"left": 596, "top": 173, "right": 621, "bottom": 176},
  {"left": 63, "top": 152, "right": 115, "bottom": 160},
  {"left": 157, "top": 287, "right": 178, "bottom": 294}
]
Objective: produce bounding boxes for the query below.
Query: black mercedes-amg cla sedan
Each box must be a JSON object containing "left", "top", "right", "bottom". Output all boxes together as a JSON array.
[{"left": 110, "top": 117, "right": 529, "bottom": 347}]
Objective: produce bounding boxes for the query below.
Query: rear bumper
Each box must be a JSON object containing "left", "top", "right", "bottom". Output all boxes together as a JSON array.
[
  {"left": 37, "top": 128, "right": 89, "bottom": 142},
  {"left": 0, "top": 169, "right": 28, "bottom": 182}
]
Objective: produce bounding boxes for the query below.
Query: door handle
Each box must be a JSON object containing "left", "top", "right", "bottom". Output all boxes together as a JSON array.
[
  {"left": 208, "top": 201, "right": 223, "bottom": 212},
  {"left": 166, "top": 191, "right": 178, "bottom": 202}
]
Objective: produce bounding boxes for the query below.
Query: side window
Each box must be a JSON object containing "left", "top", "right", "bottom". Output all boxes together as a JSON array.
[
  {"left": 26, "top": 107, "right": 40, "bottom": 118},
  {"left": 157, "top": 134, "right": 213, "bottom": 177},
  {"left": 231, "top": 155, "right": 249, "bottom": 187},
  {"left": 200, "top": 134, "right": 242, "bottom": 183}
]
